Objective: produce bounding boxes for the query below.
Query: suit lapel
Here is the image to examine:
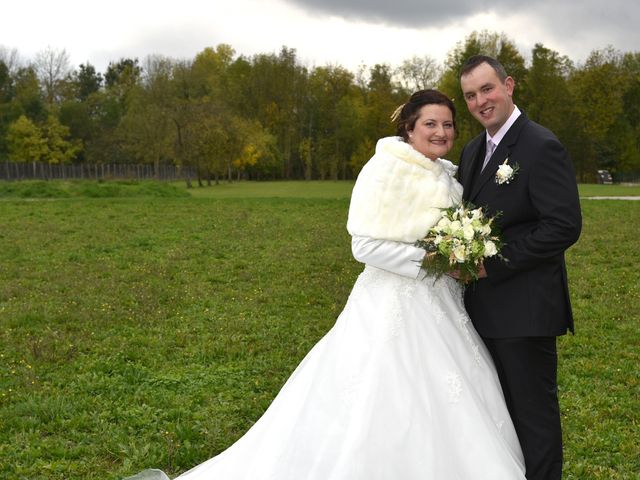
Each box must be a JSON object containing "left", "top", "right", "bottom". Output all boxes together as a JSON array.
[
  {"left": 468, "top": 113, "right": 529, "bottom": 202},
  {"left": 461, "top": 136, "right": 485, "bottom": 201},
  {"left": 469, "top": 143, "right": 507, "bottom": 201}
]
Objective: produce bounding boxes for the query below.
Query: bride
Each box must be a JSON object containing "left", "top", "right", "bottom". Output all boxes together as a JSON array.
[{"left": 129, "top": 89, "right": 526, "bottom": 479}]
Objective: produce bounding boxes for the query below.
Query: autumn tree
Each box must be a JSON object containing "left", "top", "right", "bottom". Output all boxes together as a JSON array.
[
  {"left": 307, "top": 65, "right": 356, "bottom": 179},
  {"left": 12, "top": 66, "right": 46, "bottom": 123},
  {"left": 118, "top": 88, "right": 174, "bottom": 175},
  {"left": 72, "top": 63, "right": 103, "bottom": 101},
  {"left": 0, "top": 60, "right": 14, "bottom": 160},
  {"left": 245, "top": 47, "right": 308, "bottom": 178},
  {"left": 85, "top": 58, "right": 143, "bottom": 164},
  {"left": 232, "top": 119, "right": 278, "bottom": 180},
  {"left": 41, "top": 114, "right": 80, "bottom": 165},
  {"left": 611, "top": 52, "right": 640, "bottom": 177},
  {"left": 191, "top": 44, "right": 235, "bottom": 101},
  {"left": 117, "top": 55, "right": 178, "bottom": 175},
  {"left": 34, "top": 46, "right": 72, "bottom": 105},
  {"left": 395, "top": 55, "right": 440, "bottom": 92},
  {"left": 0, "top": 46, "right": 22, "bottom": 75},
  {"left": 568, "top": 47, "right": 627, "bottom": 179},
  {"left": 363, "top": 64, "right": 403, "bottom": 141},
  {"left": 57, "top": 64, "right": 104, "bottom": 163},
  {"left": 7, "top": 115, "right": 46, "bottom": 163},
  {"left": 518, "top": 44, "right": 587, "bottom": 178}
]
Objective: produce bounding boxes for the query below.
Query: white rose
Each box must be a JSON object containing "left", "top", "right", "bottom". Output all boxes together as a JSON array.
[
  {"left": 453, "top": 245, "right": 467, "bottom": 263},
  {"left": 481, "top": 224, "right": 492, "bottom": 236},
  {"left": 449, "top": 220, "right": 462, "bottom": 233},
  {"left": 484, "top": 240, "right": 498, "bottom": 257},
  {"left": 496, "top": 164, "right": 514, "bottom": 184},
  {"left": 471, "top": 208, "right": 482, "bottom": 220},
  {"left": 463, "top": 224, "right": 475, "bottom": 241},
  {"left": 437, "top": 217, "right": 451, "bottom": 229}
]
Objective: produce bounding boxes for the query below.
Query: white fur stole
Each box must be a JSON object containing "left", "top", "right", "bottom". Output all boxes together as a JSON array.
[{"left": 347, "top": 136, "right": 463, "bottom": 243}]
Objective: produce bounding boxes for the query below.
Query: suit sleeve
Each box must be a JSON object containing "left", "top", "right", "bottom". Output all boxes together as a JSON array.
[
  {"left": 457, "top": 145, "right": 469, "bottom": 186},
  {"left": 351, "top": 235, "right": 426, "bottom": 279},
  {"left": 484, "top": 136, "right": 582, "bottom": 281}
]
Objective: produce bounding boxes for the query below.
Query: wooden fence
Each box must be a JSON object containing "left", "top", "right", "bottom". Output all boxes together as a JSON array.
[{"left": 1, "top": 162, "right": 196, "bottom": 182}]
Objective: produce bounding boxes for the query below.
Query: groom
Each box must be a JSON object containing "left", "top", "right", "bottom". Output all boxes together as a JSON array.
[{"left": 457, "top": 55, "right": 581, "bottom": 480}]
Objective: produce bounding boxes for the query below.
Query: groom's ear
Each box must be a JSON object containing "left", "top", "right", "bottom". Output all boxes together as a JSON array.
[{"left": 505, "top": 76, "right": 515, "bottom": 97}]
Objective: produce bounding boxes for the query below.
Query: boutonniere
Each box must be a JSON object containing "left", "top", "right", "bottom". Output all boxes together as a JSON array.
[{"left": 495, "top": 158, "right": 520, "bottom": 185}]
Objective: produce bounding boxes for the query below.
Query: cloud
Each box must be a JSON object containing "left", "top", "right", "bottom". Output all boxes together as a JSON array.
[
  {"left": 282, "top": 0, "right": 640, "bottom": 64},
  {"left": 283, "top": 0, "right": 634, "bottom": 30},
  {"left": 2, "top": 0, "right": 637, "bottom": 77},
  {"left": 282, "top": 0, "right": 484, "bottom": 27}
]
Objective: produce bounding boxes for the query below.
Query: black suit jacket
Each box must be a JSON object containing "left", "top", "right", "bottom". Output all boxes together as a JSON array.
[{"left": 458, "top": 113, "right": 582, "bottom": 338}]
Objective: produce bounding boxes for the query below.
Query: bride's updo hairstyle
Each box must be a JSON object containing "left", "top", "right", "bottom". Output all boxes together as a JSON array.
[{"left": 393, "top": 89, "right": 457, "bottom": 142}]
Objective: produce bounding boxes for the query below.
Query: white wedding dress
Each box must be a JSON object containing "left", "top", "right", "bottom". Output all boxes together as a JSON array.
[
  {"left": 128, "top": 138, "right": 526, "bottom": 479},
  {"left": 130, "top": 245, "right": 525, "bottom": 480}
]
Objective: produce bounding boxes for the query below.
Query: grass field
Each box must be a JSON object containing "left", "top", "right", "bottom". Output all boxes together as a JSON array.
[
  {"left": 0, "top": 180, "right": 638, "bottom": 479},
  {"left": 2, "top": 179, "right": 639, "bottom": 200},
  {"left": 179, "top": 180, "right": 640, "bottom": 199}
]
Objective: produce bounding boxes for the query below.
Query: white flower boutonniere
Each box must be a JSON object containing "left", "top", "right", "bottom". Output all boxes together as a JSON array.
[{"left": 495, "top": 158, "right": 520, "bottom": 185}]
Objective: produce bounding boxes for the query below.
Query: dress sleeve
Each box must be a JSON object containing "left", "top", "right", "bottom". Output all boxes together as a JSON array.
[{"left": 351, "top": 235, "right": 426, "bottom": 279}]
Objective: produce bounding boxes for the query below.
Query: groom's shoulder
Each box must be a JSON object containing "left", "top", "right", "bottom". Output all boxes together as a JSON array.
[
  {"left": 519, "top": 117, "right": 563, "bottom": 144},
  {"left": 463, "top": 131, "right": 485, "bottom": 150}
]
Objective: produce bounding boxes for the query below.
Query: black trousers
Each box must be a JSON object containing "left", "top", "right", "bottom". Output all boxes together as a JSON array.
[{"left": 483, "top": 337, "right": 563, "bottom": 480}]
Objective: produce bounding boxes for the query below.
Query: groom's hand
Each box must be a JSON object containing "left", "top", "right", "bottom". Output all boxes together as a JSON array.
[{"left": 476, "top": 262, "right": 487, "bottom": 279}]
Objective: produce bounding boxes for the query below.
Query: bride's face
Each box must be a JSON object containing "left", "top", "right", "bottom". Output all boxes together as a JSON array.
[{"left": 407, "top": 104, "right": 455, "bottom": 161}]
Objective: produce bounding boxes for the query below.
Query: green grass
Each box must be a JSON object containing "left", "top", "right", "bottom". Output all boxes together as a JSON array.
[
  {"left": 578, "top": 183, "right": 640, "bottom": 197},
  {"left": 184, "top": 181, "right": 640, "bottom": 199},
  {"left": 2, "top": 179, "right": 638, "bottom": 200},
  {"left": 559, "top": 200, "right": 639, "bottom": 479},
  {"left": 0, "top": 180, "right": 190, "bottom": 198},
  {"left": 180, "top": 180, "right": 355, "bottom": 199},
  {"left": 0, "top": 182, "right": 638, "bottom": 479}
]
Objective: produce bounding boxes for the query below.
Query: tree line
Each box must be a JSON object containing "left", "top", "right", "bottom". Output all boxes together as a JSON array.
[{"left": 1, "top": 31, "right": 639, "bottom": 185}]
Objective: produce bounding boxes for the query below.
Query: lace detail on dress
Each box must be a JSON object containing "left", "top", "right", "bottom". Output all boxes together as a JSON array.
[
  {"left": 419, "top": 275, "right": 484, "bottom": 367},
  {"left": 356, "top": 266, "right": 417, "bottom": 345},
  {"left": 453, "top": 313, "right": 483, "bottom": 366},
  {"left": 418, "top": 274, "right": 447, "bottom": 325},
  {"left": 339, "top": 266, "right": 418, "bottom": 409},
  {"left": 445, "top": 371, "right": 463, "bottom": 404},
  {"left": 444, "top": 275, "right": 465, "bottom": 310}
]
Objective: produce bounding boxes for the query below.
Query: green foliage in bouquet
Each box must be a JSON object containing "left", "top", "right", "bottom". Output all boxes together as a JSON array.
[{"left": 415, "top": 202, "right": 503, "bottom": 281}]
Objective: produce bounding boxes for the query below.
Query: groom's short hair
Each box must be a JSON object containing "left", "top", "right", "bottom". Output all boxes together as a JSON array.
[{"left": 460, "top": 55, "right": 508, "bottom": 81}]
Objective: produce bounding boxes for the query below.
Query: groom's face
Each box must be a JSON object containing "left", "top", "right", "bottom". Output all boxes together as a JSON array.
[{"left": 460, "top": 62, "right": 515, "bottom": 136}]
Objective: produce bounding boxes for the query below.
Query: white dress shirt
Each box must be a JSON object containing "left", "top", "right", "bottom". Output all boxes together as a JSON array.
[{"left": 485, "top": 105, "right": 521, "bottom": 151}]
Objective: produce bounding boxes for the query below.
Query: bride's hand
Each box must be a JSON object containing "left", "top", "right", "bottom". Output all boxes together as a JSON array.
[
  {"left": 447, "top": 270, "right": 462, "bottom": 280},
  {"left": 448, "top": 263, "right": 487, "bottom": 282}
]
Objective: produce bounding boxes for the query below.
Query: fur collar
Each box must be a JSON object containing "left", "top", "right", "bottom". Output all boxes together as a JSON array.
[{"left": 347, "top": 137, "right": 462, "bottom": 243}]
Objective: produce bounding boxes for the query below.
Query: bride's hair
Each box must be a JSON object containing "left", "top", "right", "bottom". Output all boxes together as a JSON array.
[{"left": 393, "top": 89, "right": 457, "bottom": 142}]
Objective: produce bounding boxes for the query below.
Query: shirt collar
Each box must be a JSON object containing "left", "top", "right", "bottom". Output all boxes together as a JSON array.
[{"left": 486, "top": 105, "right": 521, "bottom": 147}]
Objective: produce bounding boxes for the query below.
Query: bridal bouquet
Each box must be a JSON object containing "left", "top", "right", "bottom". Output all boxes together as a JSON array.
[{"left": 415, "top": 203, "right": 503, "bottom": 281}]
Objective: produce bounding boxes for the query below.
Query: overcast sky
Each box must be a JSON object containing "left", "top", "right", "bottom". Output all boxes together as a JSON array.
[{"left": 2, "top": 0, "right": 637, "bottom": 74}]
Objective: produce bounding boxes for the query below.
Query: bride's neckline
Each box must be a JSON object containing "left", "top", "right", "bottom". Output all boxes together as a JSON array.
[{"left": 376, "top": 136, "right": 455, "bottom": 176}]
